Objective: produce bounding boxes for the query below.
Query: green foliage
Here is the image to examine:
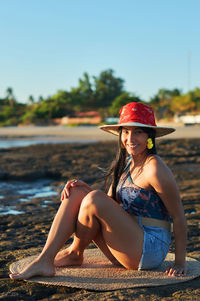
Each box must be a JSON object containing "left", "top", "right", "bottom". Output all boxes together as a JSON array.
[
  {"left": 0, "top": 106, "right": 14, "bottom": 126},
  {"left": 0, "top": 102, "right": 26, "bottom": 126},
  {"left": 149, "top": 87, "right": 200, "bottom": 120},
  {"left": 28, "top": 95, "right": 35, "bottom": 104},
  {"left": 149, "top": 88, "right": 182, "bottom": 119},
  {"left": 93, "top": 69, "right": 125, "bottom": 108},
  {"left": 1, "top": 71, "right": 200, "bottom": 126},
  {"left": 19, "top": 109, "right": 36, "bottom": 124},
  {"left": 169, "top": 88, "right": 200, "bottom": 115},
  {"left": 109, "top": 92, "right": 142, "bottom": 116},
  {"left": 74, "top": 72, "right": 95, "bottom": 110}
]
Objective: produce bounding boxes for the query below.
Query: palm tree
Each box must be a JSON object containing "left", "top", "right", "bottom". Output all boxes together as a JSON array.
[{"left": 6, "top": 87, "right": 16, "bottom": 107}]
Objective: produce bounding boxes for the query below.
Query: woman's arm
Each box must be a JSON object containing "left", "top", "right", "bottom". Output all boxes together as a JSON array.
[{"left": 146, "top": 156, "right": 187, "bottom": 276}]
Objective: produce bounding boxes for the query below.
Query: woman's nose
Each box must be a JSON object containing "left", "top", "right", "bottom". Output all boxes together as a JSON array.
[{"left": 127, "top": 131, "right": 135, "bottom": 143}]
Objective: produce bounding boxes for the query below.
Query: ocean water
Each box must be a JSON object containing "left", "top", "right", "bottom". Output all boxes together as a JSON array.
[
  {"left": 0, "top": 139, "right": 47, "bottom": 148},
  {"left": 0, "top": 137, "right": 96, "bottom": 215},
  {"left": 0, "top": 179, "right": 59, "bottom": 215},
  {"left": 0, "top": 138, "right": 97, "bottom": 149}
]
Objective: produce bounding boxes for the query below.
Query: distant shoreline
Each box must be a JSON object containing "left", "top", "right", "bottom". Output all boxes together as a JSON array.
[{"left": 0, "top": 125, "right": 199, "bottom": 140}]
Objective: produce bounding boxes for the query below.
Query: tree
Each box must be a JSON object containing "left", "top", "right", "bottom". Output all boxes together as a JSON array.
[
  {"left": 70, "top": 72, "right": 95, "bottom": 111},
  {"left": 24, "top": 90, "right": 76, "bottom": 122},
  {"left": 38, "top": 96, "right": 44, "bottom": 103},
  {"left": 93, "top": 69, "right": 125, "bottom": 108},
  {"left": 28, "top": 95, "right": 35, "bottom": 104},
  {"left": 5, "top": 87, "right": 16, "bottom": 107},
  {"left": 109, "top": 92, "right": 142, "bottom": 116},
  {"left": 170, "top": 92, "right": 195, "bottom": 114},
  {"left": 6, "top": 87, "right": 14, "bottom": 99},
  {"left": 149, "top": 88, "right": 182, "bottom": 119},
  {"left": 49, "top": 90, "right": 75, "bottom": 116},
  {"left": 192, "top": 88, "right": 200, "bottom": 112}
]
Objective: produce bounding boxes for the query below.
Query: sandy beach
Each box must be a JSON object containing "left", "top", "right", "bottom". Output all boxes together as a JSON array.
[
  {"left": 0, "top": 131, "right": 200, "bottom": 300},
  {"left": 0, "top": 124, "right": 199, "bottom": 141}
]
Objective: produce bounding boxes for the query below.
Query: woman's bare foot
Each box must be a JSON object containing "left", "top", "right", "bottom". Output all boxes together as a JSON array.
[
  {"left": 9, "top": 256, "right": 55, "bottom": 280},
  {"left": 54, "top": 247, "right": 83, "bottom": 267}
]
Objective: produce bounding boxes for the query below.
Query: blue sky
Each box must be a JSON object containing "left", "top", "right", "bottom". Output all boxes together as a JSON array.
[{"left": 1, "top": 0, "right": 200, "bottom": 103}]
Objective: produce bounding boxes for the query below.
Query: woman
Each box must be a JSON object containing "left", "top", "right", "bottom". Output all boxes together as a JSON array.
[{"left": 9, "top": 102, "right": 187, "bottom": 280}]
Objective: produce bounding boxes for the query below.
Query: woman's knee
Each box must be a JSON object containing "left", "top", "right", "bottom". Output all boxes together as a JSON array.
[
  {"left": 62, "top": 185, "right": 91, "bottom": 204},
  {"left": 81, "top": 190, "right": 108, "bottom": 213}
]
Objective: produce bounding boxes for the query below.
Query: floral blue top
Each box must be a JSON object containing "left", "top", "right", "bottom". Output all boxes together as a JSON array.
[{"left": 116, "top": 159, "right": 170, "bottom": 221}]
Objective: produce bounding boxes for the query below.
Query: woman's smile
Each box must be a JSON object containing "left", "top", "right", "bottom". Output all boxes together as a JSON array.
[{"left": 126, "top": 143, "right": 137, "bottom": 150}]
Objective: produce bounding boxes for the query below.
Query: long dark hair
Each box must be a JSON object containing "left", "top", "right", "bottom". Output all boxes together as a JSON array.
[{"left": 105, "top": 127, "right": 157, "bottom": 201}]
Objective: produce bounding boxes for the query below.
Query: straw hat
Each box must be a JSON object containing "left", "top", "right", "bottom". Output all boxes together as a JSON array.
[{"left": 99, "top": 102, "right": 175, "bottom": 138}]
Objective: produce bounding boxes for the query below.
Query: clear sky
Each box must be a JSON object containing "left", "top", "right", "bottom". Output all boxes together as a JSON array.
[{"left": 1, "top": 0, "right": 200, "bottom": 103}]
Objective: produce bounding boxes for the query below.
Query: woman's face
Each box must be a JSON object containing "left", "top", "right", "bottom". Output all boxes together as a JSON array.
[{"left": 121, "top": 126, "right": 148, "bottom": 157}]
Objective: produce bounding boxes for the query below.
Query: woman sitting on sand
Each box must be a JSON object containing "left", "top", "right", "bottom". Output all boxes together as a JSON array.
[{"left": 9, "top": 102, "right": 187, "bottom": 280}]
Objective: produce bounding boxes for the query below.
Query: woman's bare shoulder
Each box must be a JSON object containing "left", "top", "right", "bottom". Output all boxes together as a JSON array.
[
  {"left": 144, "top": 155, "right": 171, "bottom": 177},
  {"left": 145, "top": 154, "right": 164, "bottom": 167}
]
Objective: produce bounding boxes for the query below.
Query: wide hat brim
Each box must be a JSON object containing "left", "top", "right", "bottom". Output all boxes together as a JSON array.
[{"left": 99, "top": 122, "right": 176, "bottom": 138}]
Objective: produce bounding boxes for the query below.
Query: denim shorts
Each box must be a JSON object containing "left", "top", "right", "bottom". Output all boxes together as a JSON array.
[{"left": 138, "top": 216, "right": 171, "bottom": 270}]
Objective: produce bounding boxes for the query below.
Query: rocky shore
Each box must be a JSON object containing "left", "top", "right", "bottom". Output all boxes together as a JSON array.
[{"left": 0, "top": 139, "right": 200, "bottom": 300}]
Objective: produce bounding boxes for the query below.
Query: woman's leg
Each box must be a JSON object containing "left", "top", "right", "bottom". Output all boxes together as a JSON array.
[
  {"left": 54, "top": 231, "right": 121, "bottom": 267},
  {"left": 56, "top": 190, "right": 144, "bottom": 270},
  {"left": 93, "top": 232, "right": 122, "bottom": 265},
  {"left": 10, "top": 188, "right": 144, "bottom": 280},
  {"left": 75, "top": 190, "right": 144, "bottom": 269},
  {"left": 9, "top": 185, "right": 91, "bottom": 280}
]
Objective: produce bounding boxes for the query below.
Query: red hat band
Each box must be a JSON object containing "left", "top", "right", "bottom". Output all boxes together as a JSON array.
[{"left": 119, "top": 102, "right": 156, "bottom": 127}]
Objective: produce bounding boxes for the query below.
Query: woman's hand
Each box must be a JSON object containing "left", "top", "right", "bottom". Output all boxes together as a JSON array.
[
  {"left": 61, "top": 179, "right": 90, "bottom": 201},
  {"left": 165, "top": 262, "right": 186, "bottom": 277}
]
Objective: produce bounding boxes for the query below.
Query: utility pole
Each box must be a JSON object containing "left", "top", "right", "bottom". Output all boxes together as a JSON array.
[{"left": 187, "top": 51, "right": 191, "bottom": 92}]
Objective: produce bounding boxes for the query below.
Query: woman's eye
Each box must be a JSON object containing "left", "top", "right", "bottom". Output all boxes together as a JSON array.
[{"left": 135, "top": 130, "right": 143, "bottom": 134}]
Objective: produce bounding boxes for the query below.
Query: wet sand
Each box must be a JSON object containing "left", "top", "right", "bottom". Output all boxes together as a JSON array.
[{"left": 0, "top": 137, "right": 200, "bottom": 300}]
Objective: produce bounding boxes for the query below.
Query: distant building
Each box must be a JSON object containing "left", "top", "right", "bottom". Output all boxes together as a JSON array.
[
  {"left": 105, "top": 117, "right": 119, "bottom": 124},
  {"left": 53, "top": 111, "right": 102, "bottom": 125},
  {"left": 174, "top": 114, "right": 200, "bottom": 125}
]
